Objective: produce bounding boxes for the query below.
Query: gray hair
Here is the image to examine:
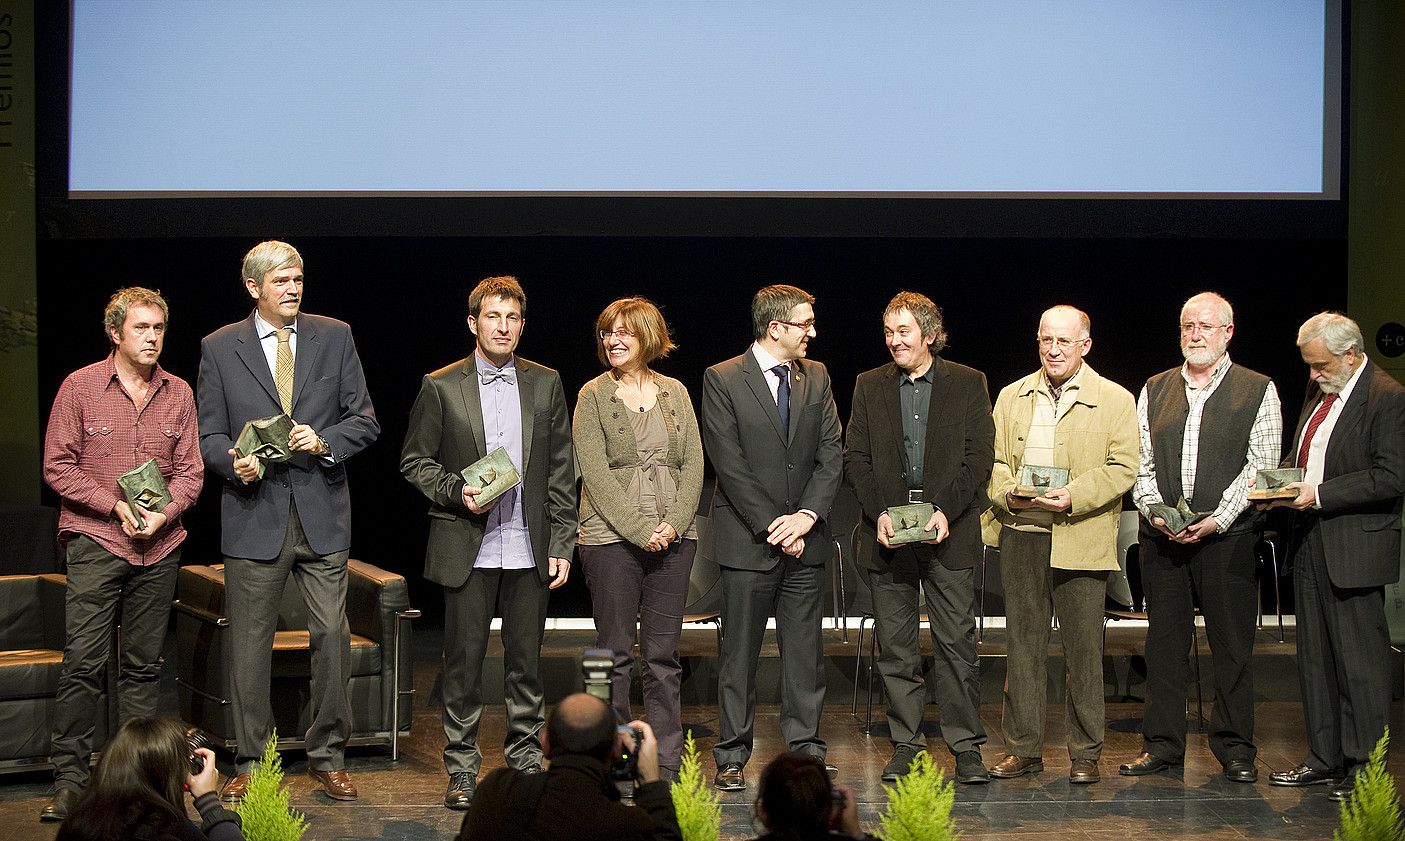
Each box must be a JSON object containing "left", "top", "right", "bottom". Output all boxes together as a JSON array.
[
  {"left": 1181, "top": 292, "right": 1233, "bottom": 327},
  {"left": 1296, "top": 311, "right": 1363, "bottom": 356},
  {"left": 242, "top": 241, "right": 303, "bottom": 287}
]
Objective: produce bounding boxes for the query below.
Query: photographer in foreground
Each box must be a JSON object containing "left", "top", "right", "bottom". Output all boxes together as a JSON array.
[
  {"left": 750, "top": 753, "right": 874, "bottom": 841},
  {"left": 459, "top": 692, "right": 682, "bottom": 841},
  {"left": 56, "top": 717, "right": 240, "bottom": 841}
]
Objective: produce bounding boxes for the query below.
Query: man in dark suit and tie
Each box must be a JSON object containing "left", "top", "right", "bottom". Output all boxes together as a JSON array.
[
  {"left": 843, "top": 291, "right": 994, "bottom": 785},
  {"left": 400, "top": 276, "right": 577, "bottom": 809},
  {"left": 1264, "top": 312, "right": 1404, "bottom": 801},
  {"left": 702, "top": 284, "right": 843, "bottom": 791},
  {"left": 198, "top": 241, "right": 380, "bottom": 801}
]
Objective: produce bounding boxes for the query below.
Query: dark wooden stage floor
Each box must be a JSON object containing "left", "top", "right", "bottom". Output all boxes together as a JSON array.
[{"left": 0, "top": 625, "right": 1393, "bottom": 840}]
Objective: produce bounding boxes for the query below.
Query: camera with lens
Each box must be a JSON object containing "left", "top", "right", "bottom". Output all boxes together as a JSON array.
[
  {"left": 582, "top": 649, "right": 642, "bottom": 781},
  {"left": 185, "top": 726, "right": 212, "bottom": 775}
]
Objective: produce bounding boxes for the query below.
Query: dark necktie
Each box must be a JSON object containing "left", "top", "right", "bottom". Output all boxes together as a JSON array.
[
  {"left": 771, "top": 364, "right": 791, "bottom": 433},
  {"left": 1296, "top": 392, "right": 1338, "bottom": 470}
]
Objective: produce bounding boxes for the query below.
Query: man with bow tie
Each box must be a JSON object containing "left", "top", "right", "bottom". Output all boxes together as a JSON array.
[{"left": 400, "top": 276, "right": 578, "bottom": 810}]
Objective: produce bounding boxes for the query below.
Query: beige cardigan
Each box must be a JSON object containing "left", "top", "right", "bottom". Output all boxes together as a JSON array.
[
  {"left": 572, "top": 372, "right": 705, "bottom": 548},
  {"left": 985, "top": 363, "right": 1138, "bottom": 571}
]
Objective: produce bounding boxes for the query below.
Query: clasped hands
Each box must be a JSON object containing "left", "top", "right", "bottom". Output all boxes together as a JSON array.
[
  {"left": 876, "top": 508, "right": 949, "bottom": 548},
  {"left": 114, "top": 499, "right": 167, "bottom": 539},
  {"left": 767, "top": 511, "right": 815, "bottom": 557},
  {"left": 228, "top": 422, "right": 327, "bottom": 484}
]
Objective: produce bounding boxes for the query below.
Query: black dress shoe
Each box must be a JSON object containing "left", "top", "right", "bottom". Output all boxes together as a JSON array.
[
  {"left": 1223, "top": 759, "right": 1258, "bottom": 783},
  {"left": 955, "top": 750, "right": 990, "bottom": 784},
  {"left": 445, "top": 772, "right": 477, "bottom": 810},
  {"left": 824, "top": 762, "right": 839, "bottom": 780},
  {"left": 1118, "top": 752, "right": 1180, "bottom": 776},
  {"left": 1328, "top": 774, "right": 1357, "bottom": 802},
  {"left": 1270, "top": 764, "right": 1340, "bottom": 787},
  {"left": 39, "top": 788, "right": 79, "bottom": 822},
  {"left": 1070, "top": 758, "right": 1101, "bottom": 784},
  {"left": 714, "top": 763, "right": 746, "bottom": 791}
]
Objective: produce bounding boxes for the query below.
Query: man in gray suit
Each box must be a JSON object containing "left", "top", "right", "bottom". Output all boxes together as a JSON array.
[
  {"left": 198, "top": 241, "right": 379, "bottom": 801},
  {"left": 1265, "top": 312, "right": 1405, "bottom": 801},
  {"left": 400, "top": 276, "right": 577, "bottom": 809},
  {"left": 702, "top": 284, "right": 843, "bottom": 791}
]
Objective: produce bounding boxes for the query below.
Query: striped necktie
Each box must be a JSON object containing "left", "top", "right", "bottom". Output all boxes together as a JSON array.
[
  {"left": 275, "top": 326, "right": 294, "bottom": 414},
  {"left": 1296, "top": 392, "right": 1337, "bottom": 470}
]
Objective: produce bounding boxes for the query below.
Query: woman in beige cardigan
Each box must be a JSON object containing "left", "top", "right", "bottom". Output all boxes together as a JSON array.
[{"left": 573, "top": 296, "right": 704, "bottom": 779}]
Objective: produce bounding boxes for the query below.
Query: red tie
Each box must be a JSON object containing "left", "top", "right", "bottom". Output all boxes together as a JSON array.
[{"left": 1296, "top": 393, "right": 1338, "bottom": 470}]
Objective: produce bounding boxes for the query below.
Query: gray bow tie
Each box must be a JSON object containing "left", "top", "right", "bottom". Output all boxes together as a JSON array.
[{"left": 480, "top": 369, "right": 516, "bottom": 386}]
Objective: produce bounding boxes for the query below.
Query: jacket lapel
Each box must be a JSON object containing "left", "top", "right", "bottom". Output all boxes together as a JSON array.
[
  {"left": 742, "top": 352, "right": 787, "bottom": 443},
  {"left": 234, "top": 313, "right": 281, "bottom": 411},
  {"left": 1324, "top": 361, "right": 1371, "bottom": 471},
  {"left": 290, "top": 316, "right": 321, "bottom": 414},
  {"left": 881, "top": 364, "right": 905, "bottom": 469},
  {"left": 517, "top": 360, "right": 536, "bottom": 469},
  {"left": 922, "top": 359, "right": 953, "bottom": 488},
  {"left": 458, "top": 359, "right": 489, "bottom": 459}
]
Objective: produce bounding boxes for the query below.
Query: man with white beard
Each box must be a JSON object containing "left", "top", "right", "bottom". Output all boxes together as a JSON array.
[{"left": 1119, "top": 292, "right": 1281, "bottom": 784}]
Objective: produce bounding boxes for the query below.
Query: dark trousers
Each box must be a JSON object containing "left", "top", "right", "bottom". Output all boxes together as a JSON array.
[
  {"left": 51, "top": 535, "right": 178, "bottom": 791},
  {"left": 225, "top": 504, "right": 351, "bottom": 772},
  {"left": 1139, "top": 529, "right": 1258, "bottom": 765},
  {"left": 998, "top": 528, "right": 1106, "bottom": 760},
  {"left": 580, "top": 539, "right": 696, "bottom": 769},
  {"left": 1295, "top": 525, "right": 1392, "bottom": 775},
  {"left": 869, "top": 546, "right": 986, "bottom": 756},
  {"left": 714, "top": 557, "right": 826, "bottom": 768},
  {"left": 442, "top": 567, "right": 549, "bottom": 776}
]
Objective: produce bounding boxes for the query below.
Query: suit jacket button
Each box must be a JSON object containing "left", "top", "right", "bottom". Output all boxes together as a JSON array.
[{"left": 788, "top": 463, "right": 795, "bottom": 469}]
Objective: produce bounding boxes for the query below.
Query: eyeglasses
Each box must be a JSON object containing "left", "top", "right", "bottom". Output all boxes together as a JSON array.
[
  {"left": 1036, "top": 336, "right": 1085, "bottom": 350},
  {"left": 598, "top": 329, "right": 637, "bottom": 340},
  {"left": 1179, "top": 322, "right": 1227, "bottom": 336},
  {"left": 775, "top": 318, "right": 816, "bottom": 331}
]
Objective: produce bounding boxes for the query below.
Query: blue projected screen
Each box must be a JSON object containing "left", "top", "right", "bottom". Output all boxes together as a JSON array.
[{"left": 68, "top": 1, "right": 1336, "bottom": 196}]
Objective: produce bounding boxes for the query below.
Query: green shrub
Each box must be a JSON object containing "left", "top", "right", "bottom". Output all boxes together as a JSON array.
[
  {"left": 877, "top": 750, "right": 959, "bottom": 841},
  {"left": 235, "top": 731, "right": 309, "bottom": 841},
  {"left": 1336, "top": 727, "right": 1404, "bottom": 841},
  {"left": 670, "top": 731, "right": 721, "bottom": 841}
]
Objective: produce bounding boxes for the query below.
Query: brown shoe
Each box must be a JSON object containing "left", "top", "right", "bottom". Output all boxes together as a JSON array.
[
  {"left": 219, "top": 773, "right": 251, "bottom": 803},
  {"left": 309, "top": 768, "right": 358, "bottom": 801},
  {"left": 989, "top": 754, "right": 1043, "bottom": 778},
  {"left": 1070, "top": 758, "right": 1101, "bottom": 784}
]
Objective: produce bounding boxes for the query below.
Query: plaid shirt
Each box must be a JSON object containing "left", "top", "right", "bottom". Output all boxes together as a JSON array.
[
  {"left": 1134, "top": 354, "right": 1282, "bottom": 531},
  {"left": 43, "top": 355, "right": 203, "bottom": 565}
]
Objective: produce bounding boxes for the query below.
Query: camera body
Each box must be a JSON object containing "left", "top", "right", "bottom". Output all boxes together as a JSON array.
[
  {"left": 185, "top": 726, "right": 212, "bottom": 775},
  {"left": 581, "top": 649, "right": 640, "bottom": 781}
]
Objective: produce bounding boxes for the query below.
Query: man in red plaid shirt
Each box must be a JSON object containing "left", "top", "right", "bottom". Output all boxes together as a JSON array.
[{"left": 38, "top": 287, "right": 203, "bottom": 822}]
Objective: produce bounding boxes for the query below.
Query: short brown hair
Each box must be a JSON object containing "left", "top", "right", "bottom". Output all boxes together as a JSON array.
[
  {"left": 242, "top": 241, "right": 303, "bottom": 286},
  {"left": 884, "top": 291, "right": 946, "bottom": 353},
  {"left": 468, "top": 275, "right": 527, "bottom": 318},
  {"left": 594, "top": 297, "right": 677, "bottom": 367},
  {"left": 103, "top": 287, "right": 169, "bottom": 346},
  {"left": 750, "top": 284, "right": 815, "bottom": 340}
]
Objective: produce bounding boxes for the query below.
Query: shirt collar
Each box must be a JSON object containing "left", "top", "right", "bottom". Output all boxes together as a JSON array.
[
  {"left": 1334, "top": 357, "right": 1369, "bottom": 405},
  {"left": 254, "top": 310, "right": 297, "bottom": 339},
  {"left": 751, "top": 342, "right": 786, "bottom": 373},
  {"left": 102, "top": 352, "right": 168, "bottom": 389},
  {"left": 474, "top": 350, "right": 517, "bottom": 376},
  {"left": 1180, "top": 353, "right": 1232, "bottom": 389}
]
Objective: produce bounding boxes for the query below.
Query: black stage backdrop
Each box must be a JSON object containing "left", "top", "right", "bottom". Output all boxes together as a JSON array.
[{"left": 35, "top": 235, "right": 1341, "bottom": 618}]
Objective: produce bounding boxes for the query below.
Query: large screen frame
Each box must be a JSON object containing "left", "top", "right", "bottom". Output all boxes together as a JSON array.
[{"left": 42, "top": 1, "right": 1346, "bottom": 240}]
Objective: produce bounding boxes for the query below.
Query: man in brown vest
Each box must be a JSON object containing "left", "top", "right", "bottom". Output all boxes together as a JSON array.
[{"left": 1119, "top": 292, "right": 1282, "bottom": 783}]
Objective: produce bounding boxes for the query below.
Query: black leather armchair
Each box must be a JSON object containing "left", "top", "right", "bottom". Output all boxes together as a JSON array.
[
  {"left": 0, "top": 574, "right": 68, "bottom": 771},
  {"left": 173, "top": 561, "right": 420, "bottom": 758}
]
